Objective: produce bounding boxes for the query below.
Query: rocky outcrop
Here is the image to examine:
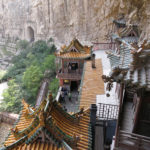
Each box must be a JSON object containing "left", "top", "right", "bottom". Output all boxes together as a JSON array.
[{"left": 0, "top": 0, "right": 149, "bottom": 45}]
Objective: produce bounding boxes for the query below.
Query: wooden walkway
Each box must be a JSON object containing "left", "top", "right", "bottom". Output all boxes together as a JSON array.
[{"left": 79, "top": 59, "right": 105, "bottom": 109}]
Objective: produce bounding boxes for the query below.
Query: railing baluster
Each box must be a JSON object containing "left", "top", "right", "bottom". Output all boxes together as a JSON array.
[
  {"left": 92, "top": 42, "right": 116, "bottom": 51},
  {"left": 97, "top": 103, "right": 119, "bottom": 120},
  {"left": 117, "top": 130, "right": 150, "bottom": 150}
]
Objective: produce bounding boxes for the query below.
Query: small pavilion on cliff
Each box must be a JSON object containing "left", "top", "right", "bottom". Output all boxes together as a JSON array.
[
  {"left": 55, "top": 38, "right": 92, "bottom": 91},
  {"left": 55, "top": 38, "right": 105, "bottom": 112},
  {"left": 112, "top": 17, "right": 139, "bottom": 52},
  {"left": 102, "top": 38, "right": 150, "bottom": 149}
]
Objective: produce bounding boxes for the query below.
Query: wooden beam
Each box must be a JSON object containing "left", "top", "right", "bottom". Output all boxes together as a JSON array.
[{"left": 133, "top": 96, "right": 142, "bottom": 132}]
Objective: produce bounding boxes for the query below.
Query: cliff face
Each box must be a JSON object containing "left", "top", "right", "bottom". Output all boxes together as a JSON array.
[{"left": 0, "top": 0, "right": 150, "bottom": 45}]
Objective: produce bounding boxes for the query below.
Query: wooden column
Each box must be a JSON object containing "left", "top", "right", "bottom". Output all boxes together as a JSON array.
[
  {"left": 133, "top": 96, "right": 142, "bottom": 132},
  {"left": 62, "top": 59, "right": 64, "bottom": 73},
  {"left": 114, "top": 83, "right": 124, "bottom": 148},
  {"left": 59, "top": 79, "right": 63, "bottom": 86},
  {"left": 78, "top": 60, "right": 80, "bottom": 74}
]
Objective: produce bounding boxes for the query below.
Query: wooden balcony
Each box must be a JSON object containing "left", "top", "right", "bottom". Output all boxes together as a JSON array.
[
  {"left": 57, "top": 68, "right": 82, "bottom": 80},
  {"left": 114, "top": 130, "right": 150, "bottom": 150}
]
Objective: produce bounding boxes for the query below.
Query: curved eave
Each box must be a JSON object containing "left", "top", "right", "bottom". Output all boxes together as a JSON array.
[
  {"left": 56, "top": 54, "right": 91, "bottom": 60},
  {"left": 0, "top": 136, "right": 28, "bottom": 150},
  {"left": 112, "top": 76, "right": 148, "bottom": 90}
]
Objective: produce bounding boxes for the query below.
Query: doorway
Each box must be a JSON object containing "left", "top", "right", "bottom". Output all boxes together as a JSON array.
[
  {"left": 27, "top": 26, "right": 34, "bottom": 42},
  {"left": 71, "top": 81, "right": 78, "bottom": 91}
]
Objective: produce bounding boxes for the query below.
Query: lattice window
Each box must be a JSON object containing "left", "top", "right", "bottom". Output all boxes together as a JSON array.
[{"left": 97, "top": 103, "right": 119, "bottom": 120}]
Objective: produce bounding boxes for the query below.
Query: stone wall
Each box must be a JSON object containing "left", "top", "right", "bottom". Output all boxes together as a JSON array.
[
  {"left": 0, "top": 0, "right": 149, "bottom": 45},
  {"left": 0, "top": 112, "right": 18, "bottom": 125}
]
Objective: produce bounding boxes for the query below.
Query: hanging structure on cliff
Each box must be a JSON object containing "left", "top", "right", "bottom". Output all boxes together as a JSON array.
[
  {"left": 55, "top": 38, "right": 92, "bottom": 89},
  {"left": 102, "top": 18, "right": 150, "bottom": 150}
]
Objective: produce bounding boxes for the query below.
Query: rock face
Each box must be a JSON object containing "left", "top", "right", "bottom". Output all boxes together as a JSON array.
[{"left": 0, "top": 0, "right": 149, "bottom": 44}]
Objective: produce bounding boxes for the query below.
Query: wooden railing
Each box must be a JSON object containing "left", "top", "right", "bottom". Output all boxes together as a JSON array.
[
  {"left": 57, "top": 69, "right": 82, "bottom": 80},
  {"left": 115, "top": 130, "right": 150, "bottom": 150},
  {"left": 92, "top": 42, "right": 116, "bottom": 51}
]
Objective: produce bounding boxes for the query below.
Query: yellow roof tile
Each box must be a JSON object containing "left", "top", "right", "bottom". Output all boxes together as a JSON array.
[
  {"left": 10, "top": 142, "right": 63, "bottom": 150},
  {"left": 3, "top": 98, "right": 91, "bottom": 150},
  {"left": 79, "top": 59, "right": 105, "bottom": 109},
  {"left": 56, "top": 39, "right": 91, "bottom": 59}
]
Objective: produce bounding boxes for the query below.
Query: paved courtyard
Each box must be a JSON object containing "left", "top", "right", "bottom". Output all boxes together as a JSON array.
[{"left": 60, "top": 91, "right": 79, "bottom": 113}]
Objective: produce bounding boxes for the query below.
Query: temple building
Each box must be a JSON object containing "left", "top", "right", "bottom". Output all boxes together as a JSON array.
[
  {"left": 0, "top": 94, "right": 92, "bottom": 150},
  {"left": 112, "top": 16, "right": 139, "bottom": 53},
  {"left": 0, "top": 39, "right": 107, "bottom": 150},
  {"left": 55, "top": 38, "right": 92, "bottom": 91},
  {"left": 103, "top": 38, "right": 150, "bottom": 149},
  {"left": 55, "top": 39, "right": 105, "bottom": 113}
]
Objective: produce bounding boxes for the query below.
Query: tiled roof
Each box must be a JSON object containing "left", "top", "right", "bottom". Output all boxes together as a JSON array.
[
  {"left": 79, "top": 59, "right": 105, "bottom": 109},
  {"left": 122, "top": 37, "right": 138, "bottom": 43},
  {"left": 1, "top": 96, "right": 92, "bottom": 150},
  {"left": 106, "top": 37, "right": 150, "bottom": 90},
  {"left": 112, "top": 23, "right": 139, "bottom": 44},
  {"left": 110, "top": 59, "right": 150, "bottom": 90},
  {"left": 113, "top": 19, "right": 126, "bottom": 26},
  {"left": 107, "top": 52, "right": 120, "bottom": 69},
  {"left": 107, "top": 44, "right": 132, "bottom": 69},
  {"left": 56, "top": 51, "right": 91, "bottom": 59},
  {"left": 118, "top": 26, "right": 138, "bottom": 37},
  {"left": 9, "top": 141, "right": 63, "bottom": 150},
  {"left": 55, "top": 38, "right": 91, "bottom": 59}
]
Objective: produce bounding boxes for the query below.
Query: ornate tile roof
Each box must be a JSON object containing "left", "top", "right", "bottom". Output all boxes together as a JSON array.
[
  {"left": 107, "top": 44, "right": 132, "bottom": 69},
  {"left": 118, "top": 25, "right": 139, "bottom": 37},
  {"left": 122, "top": 37, "right": 139, "bottom": 43},
  {"left": 79, "top": 59, "right": 105, "bottom": 109},
  {"left": 104, "top": 39, "right": 150, "bottom": 91},
  {"left": 113, "top": 18, "right": 139, "bottom": 44},
  {"left": 1, "top": 95, "right": 92, "bottom": 150},
  {"left": 113, "top": 18, "right": 126, "bottom": 27},
  {"left": 55, "top": 38, "right": 91, "bottom": 59}
]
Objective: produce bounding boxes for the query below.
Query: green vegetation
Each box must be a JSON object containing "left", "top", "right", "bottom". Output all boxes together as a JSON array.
[
  {"left": 16, "top": 40, "right": 29, "bottom": 50},
  {"left": 0, "top": 70, "right": 6, "bottom": 80},
  {"left": 49, "top": 78, "right": 59, "bottom": 98},
  {"left": 0, "top": 39, "right": 58, "bottom": 113},
  {"left": 0, "top": 80, "right": 22, "bottom": 113},
  {"left": 1, "top": 46, "right": 14, "bottom": 56}
]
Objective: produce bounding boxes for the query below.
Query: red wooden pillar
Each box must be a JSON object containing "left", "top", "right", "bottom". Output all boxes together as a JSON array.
[
  {"left": 133, "top": 96, "right": 142, "bottom": 132},
  {"left": 59, "top": 79, "right": 63, "bottom": 86},
  {"left": 62, "top": 59, "right": 64, "bottom": 73}
]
